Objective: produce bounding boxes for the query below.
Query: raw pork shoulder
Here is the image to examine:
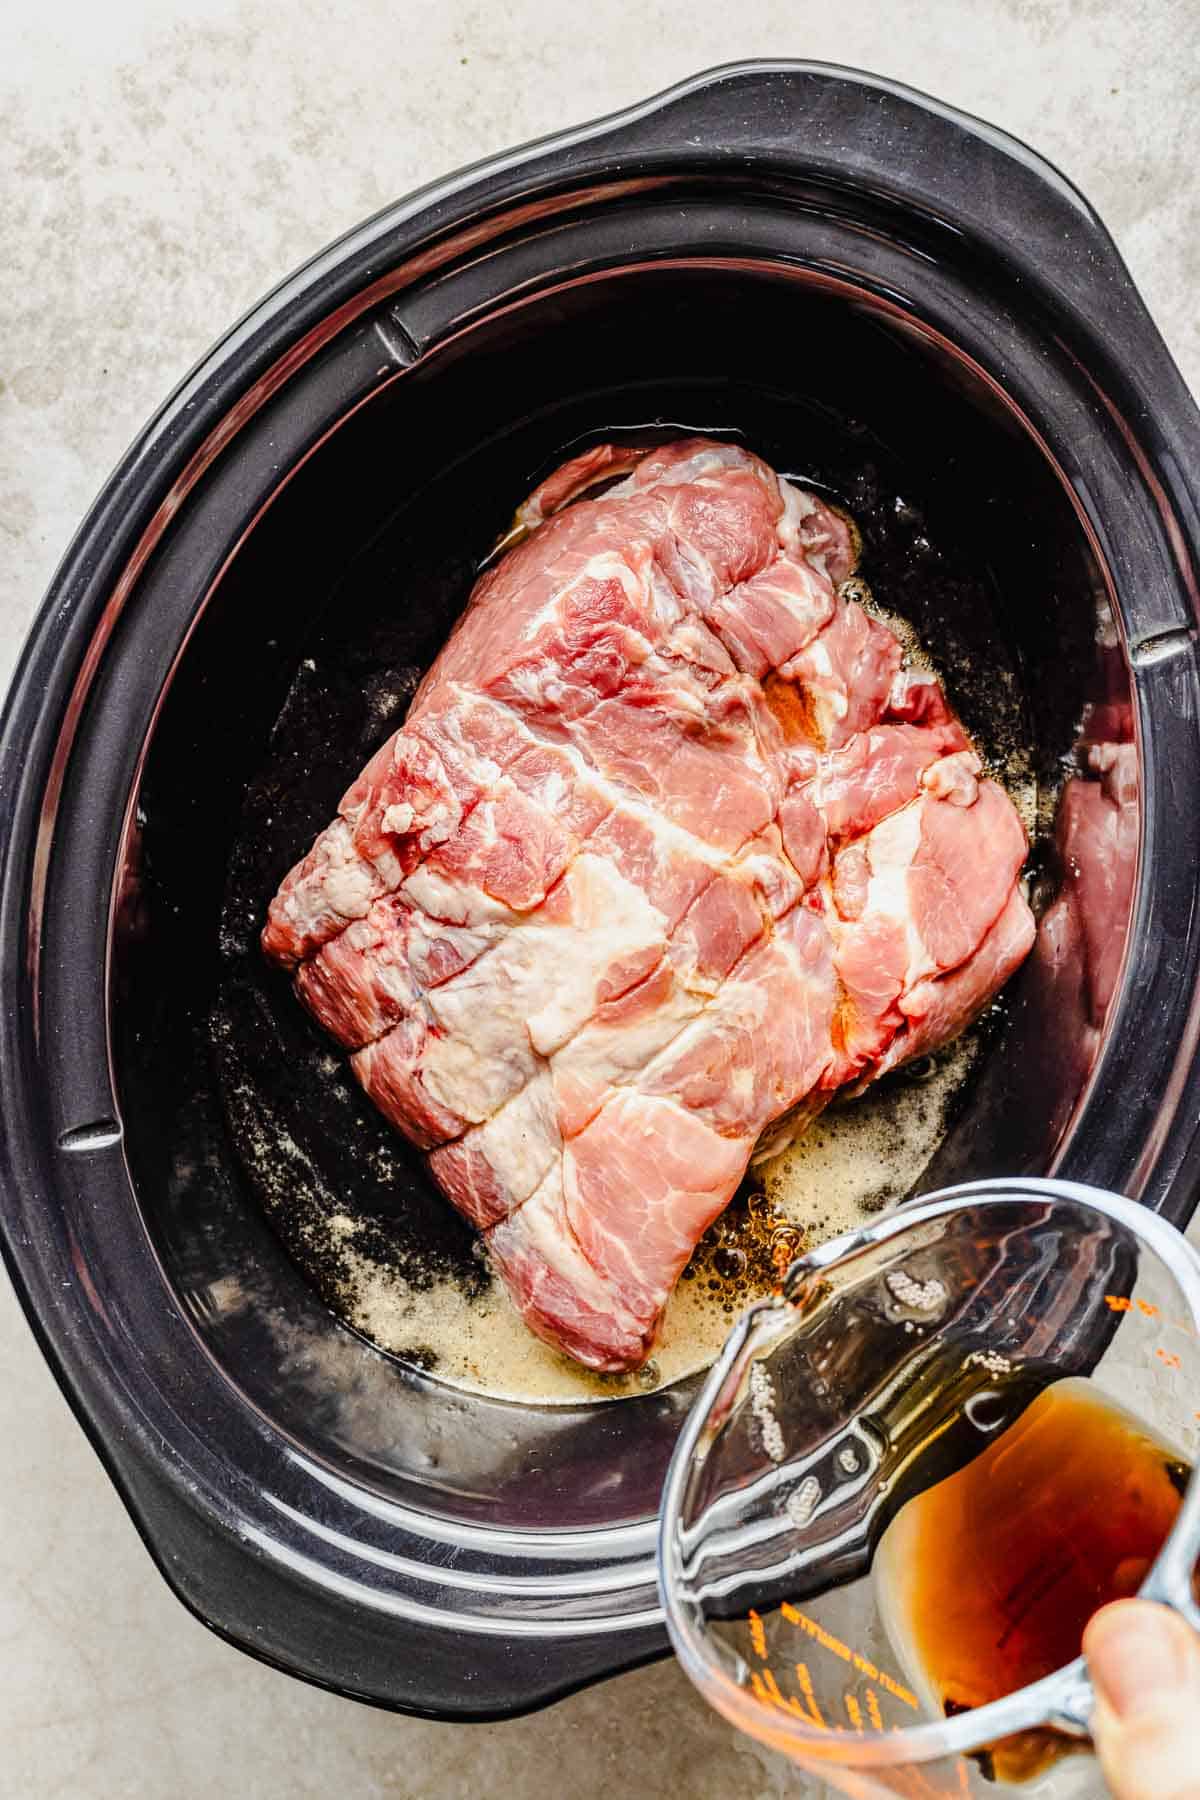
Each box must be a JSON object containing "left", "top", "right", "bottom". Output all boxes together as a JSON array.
[{"left": 264, "top": 439, "right": 1034, "bottom": 1370}]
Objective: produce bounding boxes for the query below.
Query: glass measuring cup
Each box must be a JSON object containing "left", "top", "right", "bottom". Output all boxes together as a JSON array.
[{"left": 658, "top": 1178, "right": 1200, "bottom": 1796}]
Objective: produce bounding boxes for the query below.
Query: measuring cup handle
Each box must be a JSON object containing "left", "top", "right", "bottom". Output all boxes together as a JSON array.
[
  {"left": 1140, "top": 1556, "right": 1200, "bottom": 1637},
  {"left": 1050, "top": 1573, "right": 1200, "bottom": 1743},
  {"left": 1158, "top": 1580, "right": 1200, "bottom": 1637},
  {"left": 1176, "top": 1595, "right": 1200, "bottom": 1634},
  {"left": 1043, "top": 1664, "right": 1098, "bottom": 1740}
]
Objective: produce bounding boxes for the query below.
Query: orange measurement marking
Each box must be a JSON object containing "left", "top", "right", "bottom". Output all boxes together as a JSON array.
[
  {"left": 845, "top": 1692, "right": 864, "bottom": 1731},
  {"left": 780, "top": 1601, "right": 918, "bottom": 1709},
  {"left": 876, "top": 1669, "right": 919, "bottom": 1710},
  {"left": 866, "top": 1687, "right": 884, "bottom": 1731},
  {"left": 747, "top": 1608, "right": 768, "bottom": 1660},
  {"left": 781, "top": 1602, "right": 851, "bottom": 1662},
  {"left": 1106, "top": 1294, "right": 1199, "bottom": 1343},
  {"left": 765, "top": 1666, "right": 805, "bottom": 1722},
  {"left": 795, "top": 1661, "right": 826, "bottom": 1728},
  {"left": 751, "top": 1664, "right": 821, "bottom": 1728},
  {"left": 1156, "top": 1347, "right": 1182, "bottom": 1370}
]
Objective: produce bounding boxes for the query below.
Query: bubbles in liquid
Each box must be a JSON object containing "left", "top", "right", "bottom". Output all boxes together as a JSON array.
[{"left": 317, "top": 1030, "right": 980, "bottom": 1406}]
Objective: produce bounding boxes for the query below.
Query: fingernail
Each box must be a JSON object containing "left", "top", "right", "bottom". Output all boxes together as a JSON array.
[{"left": 1086, "top": 1603, "right": 1192, "bottom": 1720}]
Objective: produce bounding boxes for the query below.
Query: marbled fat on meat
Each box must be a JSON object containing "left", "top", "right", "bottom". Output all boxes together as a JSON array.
[{"left": 263, "top": 439, "right": 1035, "bottom": 1371}]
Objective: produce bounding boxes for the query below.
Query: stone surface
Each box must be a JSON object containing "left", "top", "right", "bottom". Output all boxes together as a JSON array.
[{"left": 1, "top": 1, "right": 1198, "bottom": 1793}]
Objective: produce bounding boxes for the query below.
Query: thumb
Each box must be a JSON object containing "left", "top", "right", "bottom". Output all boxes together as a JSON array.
[{"left": 1083, "top": 1600, "right": 1200, "bottom": 1800}]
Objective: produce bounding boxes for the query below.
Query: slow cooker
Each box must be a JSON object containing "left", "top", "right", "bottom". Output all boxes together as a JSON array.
[{"left": 3, "top": 61, "right": 1200, "bottom": 1718}]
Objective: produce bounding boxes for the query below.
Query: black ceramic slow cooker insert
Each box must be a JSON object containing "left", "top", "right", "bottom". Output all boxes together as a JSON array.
[{"left": 4, "top": 63, "right": 1200, "bottom": 1718}]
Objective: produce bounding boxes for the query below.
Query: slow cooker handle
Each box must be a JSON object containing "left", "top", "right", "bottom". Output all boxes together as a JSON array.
[{"left": 569, "top": 63, "right": 1199, "bottom": 433}]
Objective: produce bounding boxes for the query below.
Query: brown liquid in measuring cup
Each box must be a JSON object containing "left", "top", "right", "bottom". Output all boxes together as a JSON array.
[{"left": 884, "top": 1378, "right": 1189, "bottom": 1783}]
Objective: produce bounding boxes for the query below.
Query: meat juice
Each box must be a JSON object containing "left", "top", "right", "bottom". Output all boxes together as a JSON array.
[
  {"left": 876, "top": 1377, "right": 1189, "bottom": 1782},
  {"left": 220, "top": 955, "right": 988, "bottom": 1403},
  {"left": 314, "top": 1028, "right": 982, "bottom": 1402}
]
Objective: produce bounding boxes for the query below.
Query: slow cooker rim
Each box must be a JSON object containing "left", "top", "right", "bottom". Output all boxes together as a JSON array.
[{"left": 5, "top": 61, "right": 1200, "bottom": 1719}]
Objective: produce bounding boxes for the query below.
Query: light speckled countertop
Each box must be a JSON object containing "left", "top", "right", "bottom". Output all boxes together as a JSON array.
[{"left": 2, "top": 4, "right": 1198, "bottom": 1794}]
